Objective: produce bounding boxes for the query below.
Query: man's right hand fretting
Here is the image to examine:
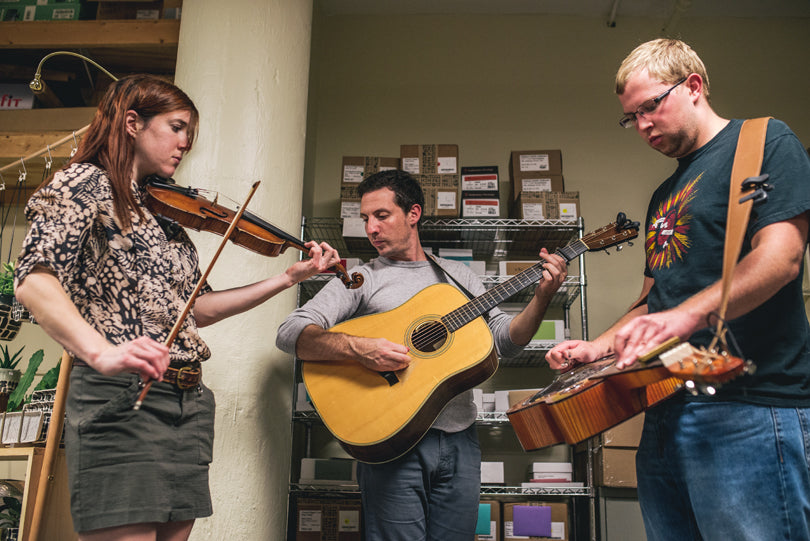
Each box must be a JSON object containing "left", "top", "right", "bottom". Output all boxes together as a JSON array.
[{"left": 352, "top": 336, "right": 411, "bottom": 372}]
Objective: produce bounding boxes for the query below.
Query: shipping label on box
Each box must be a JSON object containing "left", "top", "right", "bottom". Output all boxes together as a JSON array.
[
  {"left": 510, "top": 150, "right": 563, "bottom": 176},
  {"left": 462, "top": 165, "right": 499, "bottom": 192},
  {"left": 340, "top": 200, "right": 361, "bottom": 219},
  {"left": 463, "top": 198, "right": 500, "bottom": 218},
  {"left": 341, "top": 156, "right": 400, "bottom": 183}
]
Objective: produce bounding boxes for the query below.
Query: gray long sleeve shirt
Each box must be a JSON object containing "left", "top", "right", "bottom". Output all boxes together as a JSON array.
[{"left": 276, "top": 255, "right": 525, "bottom": 433}]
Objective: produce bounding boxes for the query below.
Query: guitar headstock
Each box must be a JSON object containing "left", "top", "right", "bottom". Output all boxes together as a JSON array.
[
  {"left": 580, "top": 212, "right": 640, "bottom": 253},
  {"left": 657, "top": 342, "right": 754, "bottom": 395}
]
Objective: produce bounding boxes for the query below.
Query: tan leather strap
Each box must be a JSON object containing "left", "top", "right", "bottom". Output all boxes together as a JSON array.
[{"left": 711, "top": 117, "right": 771, "bottom": 348}]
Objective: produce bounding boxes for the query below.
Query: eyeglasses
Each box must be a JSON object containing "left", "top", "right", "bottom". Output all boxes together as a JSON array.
[{"left": 619, "top": 77, "right": 687, "bottom": 129}]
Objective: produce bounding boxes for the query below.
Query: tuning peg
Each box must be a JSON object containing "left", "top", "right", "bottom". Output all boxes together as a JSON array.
[
  {"left": 627, "top": 241, "right": 634, "bottom": 247},
  {"left": 616, "top": 245, "right": 623, "bottom": 251}
]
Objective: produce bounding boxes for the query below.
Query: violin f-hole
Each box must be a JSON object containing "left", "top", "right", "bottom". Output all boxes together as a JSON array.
[{"left": 200, "top": 206, "right": 229, "bottom": 219}]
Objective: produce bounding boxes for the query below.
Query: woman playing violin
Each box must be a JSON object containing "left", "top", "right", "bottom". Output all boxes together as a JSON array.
[{"left": 14, "top": 74, "right": 340, "bottom": 541}]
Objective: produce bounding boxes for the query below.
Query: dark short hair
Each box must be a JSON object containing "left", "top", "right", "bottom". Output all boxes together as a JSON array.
[{"left": 358, "top": 169, "right": 424, "bottom": 225}]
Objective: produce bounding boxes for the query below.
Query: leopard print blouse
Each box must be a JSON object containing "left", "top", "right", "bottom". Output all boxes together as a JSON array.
[{"left": 16, "top": 163, "right": 212, "bottom": 364}]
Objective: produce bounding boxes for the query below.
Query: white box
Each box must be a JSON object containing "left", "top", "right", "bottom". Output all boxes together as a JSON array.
[
  {"left": 494, "top": 390, "right": 510, "bottom": 412},
  {"left": 481, "top": 461, "right": 504, "bottom": 484},
  {"left": 473, "top": 388, "right": 484, "bottom": 412},
  {"left": 482, "top": 393, "right": 496, "bottom": 412},
  {"left": 532, "top": 462, "right": 573, "bottom": 473}
]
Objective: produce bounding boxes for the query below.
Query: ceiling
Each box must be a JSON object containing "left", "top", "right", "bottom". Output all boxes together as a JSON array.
[{"left": 318, "top": 0, "right": 810, "bottom": 20}]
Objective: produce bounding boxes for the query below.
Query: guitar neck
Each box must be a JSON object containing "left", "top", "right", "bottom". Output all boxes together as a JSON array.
[{"left": 441, "top": 240, "right": 586, "bottom": 332}]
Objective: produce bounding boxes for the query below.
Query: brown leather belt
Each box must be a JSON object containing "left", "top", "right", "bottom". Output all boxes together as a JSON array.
[{"left": 73, "top": 359, "right": 202, "bottom": 390}]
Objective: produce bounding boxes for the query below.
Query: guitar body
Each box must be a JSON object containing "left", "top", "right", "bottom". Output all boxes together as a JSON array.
[
  {"left": 302, "top": 283, "right": 498, "bottom": 463},
  {"left": 507, "top": 358, "right": 683, "bottom": 451}
]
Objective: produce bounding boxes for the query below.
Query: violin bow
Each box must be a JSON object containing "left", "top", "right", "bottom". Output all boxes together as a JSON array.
[{"left": 133, "top": 181, "right": 261, "bottom": 410}]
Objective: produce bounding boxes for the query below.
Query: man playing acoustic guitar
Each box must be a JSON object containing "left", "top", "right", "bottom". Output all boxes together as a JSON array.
[
  {"left": 277, "top": 169, "right": 567, "bottom": 540},
  {"left": 546, "top": 39, "right": 810, "bottom": 540}
]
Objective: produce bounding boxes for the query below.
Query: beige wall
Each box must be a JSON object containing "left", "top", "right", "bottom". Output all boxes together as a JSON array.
[{"left": 303, "top": 12, "right": 810, "bottom": 338}]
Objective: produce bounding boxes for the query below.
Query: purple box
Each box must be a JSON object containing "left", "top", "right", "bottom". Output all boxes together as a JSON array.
[{"left": 513, "top": 505, "right": 552, "bottom": 537}]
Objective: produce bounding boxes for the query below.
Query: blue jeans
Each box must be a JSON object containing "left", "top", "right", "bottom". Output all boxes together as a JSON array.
[
  {"left": 637, "top": 399, "right": 810, "bottom": 541},
  {"left": 357, "top": 425, "right": 481, "bottom": 541}
]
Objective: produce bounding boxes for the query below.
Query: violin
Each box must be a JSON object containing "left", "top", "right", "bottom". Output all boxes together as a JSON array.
[{"left": 142, "top": 178, "right": 364, "bottom": 289}]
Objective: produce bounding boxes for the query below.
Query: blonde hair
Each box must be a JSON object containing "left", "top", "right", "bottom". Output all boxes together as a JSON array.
[{"left": 615, "top": 39, "right": 710, "bottom": 102}]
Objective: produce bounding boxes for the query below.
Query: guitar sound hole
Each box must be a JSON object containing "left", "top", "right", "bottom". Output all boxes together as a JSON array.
[{"left": 411, "top": 321, "right": 448, "bottom": 353}]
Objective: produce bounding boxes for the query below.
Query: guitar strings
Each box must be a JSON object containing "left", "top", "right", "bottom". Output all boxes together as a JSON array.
[{"left": 408, "top": 226, "right": 613, "bottom": 351}]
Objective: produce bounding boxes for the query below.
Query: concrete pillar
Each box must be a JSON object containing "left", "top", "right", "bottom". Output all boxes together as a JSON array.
[{"left": 172, "top": 1, "right": 313, "bottom": 539}]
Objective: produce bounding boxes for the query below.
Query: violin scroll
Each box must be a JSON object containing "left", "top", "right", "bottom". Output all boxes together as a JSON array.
[{"left": 334, "top": 264, "right": 364, "bottom": 289}]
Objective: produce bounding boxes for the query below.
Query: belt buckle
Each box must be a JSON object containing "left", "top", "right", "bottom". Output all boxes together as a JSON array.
[{"left": 175, "top": 365, "right": 197, "bottom": 390}]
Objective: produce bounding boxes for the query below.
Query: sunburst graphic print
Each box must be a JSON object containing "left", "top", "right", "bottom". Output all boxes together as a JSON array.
[{"left": 646, "top": 174, "right": 701, "bottom": 270}]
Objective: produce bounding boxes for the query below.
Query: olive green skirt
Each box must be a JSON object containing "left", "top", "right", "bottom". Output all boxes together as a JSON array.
[{"left": 65, "top": 366, "right": 215, "bottom": 533}]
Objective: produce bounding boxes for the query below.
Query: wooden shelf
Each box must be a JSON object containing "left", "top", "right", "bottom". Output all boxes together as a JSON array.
[
  {"left": 0, "top": 446, "right": 76, "bottom": 541},
  {"left": 0, "top": 19, "right": 181, "bottom": 193},
  {"left": 1, "top": 19, "right": 180, "bottom": 49}
]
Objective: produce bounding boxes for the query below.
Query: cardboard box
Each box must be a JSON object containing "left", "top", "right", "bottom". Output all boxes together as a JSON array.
[
  {"left": 577, "top": 446, "right": 638, "bottom": 488},
  {"left": 509, "top": 150, "right": 563, "bottom": 177},
  {"left": 295, "top": 497, "right": 362, "bottom": 541},
  {"left": 422, "top": 186, "right": 458, "bottom": 217},
  {"left": 462, "top": 165, "right": 500, "bottom": 198},
  {"left": 341, "top": 156, "right": 400, "bottom": 184},
  {"left": 498, "top": 260, "right": 541, "bottom": 276},
  {"left": 504, "top": 501, "right": 568, "bottom": 541},
  {"left": 507, "top": 389, "right": 541, "bottom": 408},
  {"left": 510, "top": 174, "right": 565, "bottom": 201},
  {"left": 401, "top": 144, "right": 459, "bottom": 175},
  {"left": 462, "top": 197, "right": 500, "bottom": 218},
  {"left": 476, "top": 500, "right": 502, "bottom": 541},
  {"left": 96, "top": 0, "right": 161, "bottom": 20},
  {"left": 511, "top": 191, "right": 580, "bottom": 221},
  {"left": 602, "top": 413, "right": 644, "bottom": 447}
]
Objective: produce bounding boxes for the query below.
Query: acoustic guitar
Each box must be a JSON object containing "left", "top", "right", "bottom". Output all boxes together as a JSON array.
[
  {"left": 302, "top": 215, "right": 640, "bottom": 463},
  {"left": 506, "top": 339, "right": 751, "bottom": 451}
]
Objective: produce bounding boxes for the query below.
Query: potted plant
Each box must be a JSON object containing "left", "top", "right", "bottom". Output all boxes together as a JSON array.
[
  {"left": 0, "top": 264, "right": 21, "bottom": 342},
  {"left": 0, "top": 346, "right": 23, "bottom": 412},
  {"left": 0, "top": 495, "right": 21, "bottom": 541}
]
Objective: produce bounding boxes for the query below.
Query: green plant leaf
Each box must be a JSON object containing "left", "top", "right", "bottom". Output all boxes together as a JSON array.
[
  {"left": 33, "top": 360, "right": 61, "bottom": 391},
  {"left": 6, "top": 349, "right": 44, "bottom": 412},
  {"left": 0, "top": 345, "right": 24, "bottom": 370}
]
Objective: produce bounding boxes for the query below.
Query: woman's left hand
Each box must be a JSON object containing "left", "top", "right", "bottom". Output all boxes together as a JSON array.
[{"left": 285, "top": 241, "right": 342, "bottom": 285}]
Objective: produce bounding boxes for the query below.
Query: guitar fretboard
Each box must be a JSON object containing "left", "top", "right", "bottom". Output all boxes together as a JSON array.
[{"left": 440, "top": 240, "right": 587, "bottom": 332}]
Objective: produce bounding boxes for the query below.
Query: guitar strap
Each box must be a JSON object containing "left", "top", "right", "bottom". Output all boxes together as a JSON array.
[
  {"left": 709, "top": 117, "right": 771, "bottom": 351},
  {"left": 424, "top": 251, "right": 478, "bottom": 301}
]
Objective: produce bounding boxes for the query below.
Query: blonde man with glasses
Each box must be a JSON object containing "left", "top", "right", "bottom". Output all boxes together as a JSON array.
[{"left": 547, "top": 39, "right": 810, "bottom": 540}]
